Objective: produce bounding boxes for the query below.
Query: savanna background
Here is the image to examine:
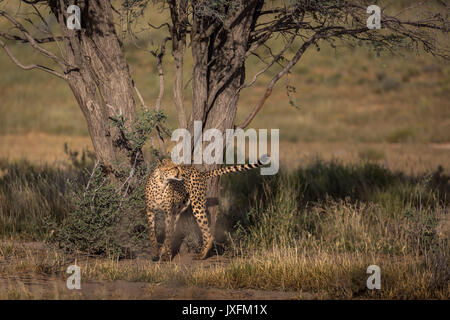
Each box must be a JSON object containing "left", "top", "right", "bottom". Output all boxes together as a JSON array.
[{"left": 0, "top": 0, "right": 449, "bottom": 299}]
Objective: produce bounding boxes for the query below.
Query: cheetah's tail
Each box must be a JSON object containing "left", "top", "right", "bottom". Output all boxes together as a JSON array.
[{"left": 204, "top": 154, "right": 270, "bottom": 178}]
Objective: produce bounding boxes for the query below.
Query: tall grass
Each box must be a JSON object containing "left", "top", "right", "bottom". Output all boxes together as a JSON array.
[
  {"left": 0, "top": 158, "right": 448, "bottom": 298},
  {"left": 0, "top": 159, "right": 87, "bottom": 239},
  {"left": 218, "top": 160, "right": 449, "bottom": 298},
  {"left": 225, "top": 161, "right": 447, "bottom": 252}
]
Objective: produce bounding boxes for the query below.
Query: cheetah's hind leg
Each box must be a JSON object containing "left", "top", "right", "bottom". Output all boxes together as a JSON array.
[
  {"left": 159, "top": 212, "right": 176, "bottom": 261},
  {"left": 191, "top": 197, "right": 214, "bottom": 260},
  {"left": 146, "top": 210, "right": 160, "bottom": 261}
]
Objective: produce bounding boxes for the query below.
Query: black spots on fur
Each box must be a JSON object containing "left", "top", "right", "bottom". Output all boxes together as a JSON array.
[{"left": 146, "top": 164, "right": 217, "bottom": 259}]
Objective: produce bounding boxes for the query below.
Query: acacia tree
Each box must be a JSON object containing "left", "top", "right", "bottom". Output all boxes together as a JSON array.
[
  {"left": 1, "top": 0, "right": 448, "bottom": 233},
  {"left": 1, "top": 1, "right": 141, "bottom": 176}
]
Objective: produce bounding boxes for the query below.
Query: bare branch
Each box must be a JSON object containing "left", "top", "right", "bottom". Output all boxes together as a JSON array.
[
  {"left": 21, "top": 0, "right": 44, "bottom": 4},
  {"left": 151, "top": 36, "right": 171, "bottom": 112},
  {"left": 148, "top": 21, "right": 171, "bottom": 31},
  {"left": 169, "top": 0, "right": 188, "bottom": 129},
  {"left": 237, "top": 34, "right": 318, "bottom": 129},
  {"left": 0, "top": 38, "right": 68, "bottom": 80},
  {"left": 150, "top": 36, "right": 172, "bottom": 155},
  {"left": 133, "top": 80, "right": 148, "bottom": 112},
  {"left": 0, "top": 31, "right": 63, "bottom": 43},
  {"left": 30, "top": 2, "right": 66, "bottom": 60},
  {"left": 0, "top": 10, "right": 73, "bottom": 70},
  {"left": 240, "top": 31, "right": 298, "bottom": 91},
  {"left": 236, "top": 1, "right": 449, "bottom": 129},
  {"left": 238, "top": 27, "right": 368, "bottom": 129}
]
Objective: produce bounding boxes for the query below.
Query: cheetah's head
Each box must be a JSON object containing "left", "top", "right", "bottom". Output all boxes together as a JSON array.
[{"left": 160, "top": 164, "right": 184, "bottom": 189}]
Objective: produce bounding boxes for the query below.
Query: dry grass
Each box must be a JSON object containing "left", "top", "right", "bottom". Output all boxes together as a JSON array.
[
  {"left": 1, "top": 42, "right": 449, "bottom": 175},
  {"left": 0, "top": 134, "right": 92, "bottom": 166},
  {"left": 0, "top": 135, "right": 448, "bottom": 177},
  {"left": 279, "top": 141, "right": 450, "bottom": 175},
  {"left": 1, "top": 24, "right": 449, "bottom": 143},
  {"left": 0, "top": 158, "right": 448, "bottom": 299},
  {"left": 1, "top": 239, "right": 448, "bottom": 299},
  {"left": 0, "top": 1, "right": 449, "bottom": 300},
  {"left": 188, "top": 249, "right": 449, "bottom": 299}
]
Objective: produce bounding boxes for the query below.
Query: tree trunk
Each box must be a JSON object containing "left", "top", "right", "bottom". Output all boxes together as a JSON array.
[
  {"left": 202, "top": 73, "right": 243, "bottom": 241},
  {"left": 50, "top": 0, "right": 137, "bottom": 175},
  {"left": 188, "top": 2, "right": 261, "bottom": 237}
]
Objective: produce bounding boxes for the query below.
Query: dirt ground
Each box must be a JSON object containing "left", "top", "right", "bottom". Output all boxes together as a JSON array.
[
  {"left": 0, "top": 241, "right": 307, "bottom": 300},
  {"left": 0, "top": 276, "right": 306, "bottom": 300}
]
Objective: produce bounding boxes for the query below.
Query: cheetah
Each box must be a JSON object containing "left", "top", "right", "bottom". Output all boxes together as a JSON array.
[{"left": 145, "top": 154, "right": 270, "bottom": 261}]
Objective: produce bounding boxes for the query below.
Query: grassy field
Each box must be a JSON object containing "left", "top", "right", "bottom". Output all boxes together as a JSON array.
[
  {"left": 1, "top": 30, "right": 449, "bottom": 172},
  {"left": 0, "top": 2, "right": 449, "bottom": 300},
  {"left": 0, "top": 157, "right": 448, "bottom": 299}
]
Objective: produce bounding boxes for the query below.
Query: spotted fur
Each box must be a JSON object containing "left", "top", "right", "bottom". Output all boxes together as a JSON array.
[{"left": 145, "top": 155, "right": 269, "bottom": 260}]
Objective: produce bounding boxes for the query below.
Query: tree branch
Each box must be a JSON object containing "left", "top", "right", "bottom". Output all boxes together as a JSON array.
[
  {"left": 151, "top": 36, "right": 171, "bottom": 112},
  {"left": 169, "top": 0, "right": 188, "bottom": 129},
  {"left": 237, "top": 33, "right": 318, "bottom": 130},
  {"left": 0, "top": 38, "right": 67, "bottom": 80},
  {"left": 237, "top": 1, "right": 449, "bottom": 129},
  {"left": 240, "top": 31, "right": 298, "bottom": 91},
  {"left": 0, "top": 10, "right": 73, "bottom": 71},
  {"left": 0, "top": 32, "right": 64, "bottom": 43},
  {"left": 238, "top": 26, "right": 368, "bottom": 129}
]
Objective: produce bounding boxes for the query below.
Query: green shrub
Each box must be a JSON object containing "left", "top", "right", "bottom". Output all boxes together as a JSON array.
[
  {"left": 44, "top": 109, "right": 167, "bottom": 258},
  {"left": 46, "top": 164, "right": 149, "bottom": 258}
]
